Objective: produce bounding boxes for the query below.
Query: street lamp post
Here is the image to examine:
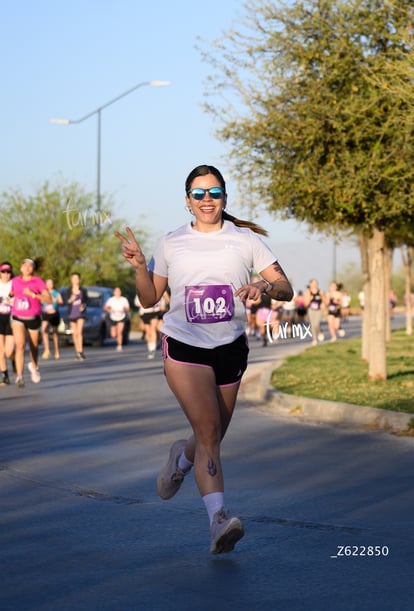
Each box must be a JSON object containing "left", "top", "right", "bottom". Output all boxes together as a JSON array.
[
  {"left": 332, "top": 233, "right": 337, "bottom": 282},
  {"left": 50, "top": 80, "right": 171, "bottom": 232}
]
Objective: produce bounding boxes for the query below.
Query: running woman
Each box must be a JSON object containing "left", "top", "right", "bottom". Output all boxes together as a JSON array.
[
  {"left": 67, "top": 272, "right": 88, "bottom": 361},
  {"left": 104, "top": 287, "right": 131, "bottom": 352},
  {"left": 41, "top": 278, "right": 63, "bottom": 359},
  {"left": 0, "top": 262, "right": 15, "bottom": 385},
  {"left": 116, "top": 164, "right": 293, "bottom": 554},
  {"left": 134, "top": 292, "right": 168, "bottom": 359},
  {"left": 304, "top": 278, "right": 325, "bottom": 345},
  {"left": 326, "top": 281, "right": 343, "bottom": 342},
  {"left": 11, "top": 258, "right": 52, "bottom": 387}
]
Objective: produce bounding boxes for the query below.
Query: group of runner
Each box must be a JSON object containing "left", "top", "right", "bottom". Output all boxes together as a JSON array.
[
  {"left": 245, "top": 278, "right": 351, "bottom": 346},
  {"left": 0, "top": 258, "right": 52, "bottom": 387},
  {"left": 0, "top": 259, "right": 134, "bottom": 387}
]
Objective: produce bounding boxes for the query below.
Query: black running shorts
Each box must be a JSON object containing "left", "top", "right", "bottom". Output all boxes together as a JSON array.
[
  {"left": 0, "top": 314, "right": 12, "bottom": 335},
  {"left": 162, "top": 333, "right": 249, "bottom": 387},
  {"left": 11, "top": 315, "right": 42, "bottom": 331}
]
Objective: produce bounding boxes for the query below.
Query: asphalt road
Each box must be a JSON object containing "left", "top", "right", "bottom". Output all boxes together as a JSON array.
[{"left": 1, "top": 320, "right": 413, "bottom": 611}]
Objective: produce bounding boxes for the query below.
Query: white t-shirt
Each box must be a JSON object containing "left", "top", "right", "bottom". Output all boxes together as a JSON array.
[
  {"left": 148, "top": 221, "right": 276, "bottom": 348},
  {"left": 282, "top": 289, "right": 297, "bottom": 312},
  {"left": 0, "top": 280, "right": 12, "bottom": 315},
  {"left": 105, "top": 295, "right": 130, "bottom": 321}
]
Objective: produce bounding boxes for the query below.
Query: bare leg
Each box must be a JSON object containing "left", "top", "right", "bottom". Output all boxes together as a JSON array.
[
  {"left": 5, "top": 334, "right": 15, "bottom": 360},
  {"left": 117, "top": 321, "right": 125, "bottom": 347},
  {"left": 41, "top": 320, "right": 50, "bottom": 356},
  {"left": 164, "top": 359, "right": 239, "bottom": 497},
  {"left": 52, "top": 327, "right": 60, "bottom": 357},
  {"left": 70, "top": 319, "right": 85, "bottom": 354},
  {"left": 0, "top": 335, "right": 6, "bottom": 371},
  {"left": 328, "top": 315, "right": 337, "bottom": 340},
  {"left": 11, "top": 321, "right": 26, "bottom": 377},
  {"left": 27, "top": 328, "right": 40, "bottom": 368}
]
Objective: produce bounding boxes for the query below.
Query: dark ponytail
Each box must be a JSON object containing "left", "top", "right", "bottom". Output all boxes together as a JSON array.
[{"left": 222, "top": 210, "right": 268, "bottom": 236}]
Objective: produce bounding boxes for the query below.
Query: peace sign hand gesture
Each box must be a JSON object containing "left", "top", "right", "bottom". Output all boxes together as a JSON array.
[{"left": 115, "top": 227, "right": 146, "bottom": 270}]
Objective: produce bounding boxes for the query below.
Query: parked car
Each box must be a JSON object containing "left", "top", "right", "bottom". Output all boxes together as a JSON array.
[{"left": 57, "top": 286, "right": 131, "bottom": 346}]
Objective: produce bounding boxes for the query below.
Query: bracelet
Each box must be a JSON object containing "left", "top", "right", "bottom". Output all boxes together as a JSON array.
[{"left": 261, "top": 278, "right": 273, "bottom": 294}]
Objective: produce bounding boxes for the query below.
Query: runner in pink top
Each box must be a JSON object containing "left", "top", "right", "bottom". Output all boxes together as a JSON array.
[
  {"left": 11, "top": 275, "right": 47, "bottom": 318},
  {"left": 11, "top": 258, "right": 51, "bottom": 388}
]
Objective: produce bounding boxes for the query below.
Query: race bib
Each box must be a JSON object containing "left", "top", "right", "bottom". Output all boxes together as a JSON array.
[
  {"left": 0, "top": 302, "right": 11, "bottom": 314},
  {"left": 44, "top": 303, "right": 56, "bottom": 314},
  {"left": 15, "top": 297, "right": 30, "bottom": 311},
  {"left": 69, "top": 298, "right": 83, "bottom": 319},
  {"left": 184, "top": 285, "right": 234, "bottom": 324}
]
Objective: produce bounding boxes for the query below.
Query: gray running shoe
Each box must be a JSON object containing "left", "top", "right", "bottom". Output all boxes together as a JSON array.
[
  {"left": 156, "top": 439, "right": 187, "bottom": 500},
  {"left": 15, "top": 376, "right": 25, "bottom": 388},
  {"left": 210, "top": 508, "right": 244, "bottom": 555},
  {"left": 0, "top": 372, "right": 10, "bottom": 386}
]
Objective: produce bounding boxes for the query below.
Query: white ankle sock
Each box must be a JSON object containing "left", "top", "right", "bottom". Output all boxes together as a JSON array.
[
  {"left": 202, "top": 492, "right": 224, "bottom": 525},
  {"left": 177, "top": 451, "right": 193, "bottom": 473}
]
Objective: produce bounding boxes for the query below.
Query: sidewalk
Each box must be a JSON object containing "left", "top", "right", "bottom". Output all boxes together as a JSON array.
[{"left": 240, "top": 345, "right": 413, "bottom": 436}]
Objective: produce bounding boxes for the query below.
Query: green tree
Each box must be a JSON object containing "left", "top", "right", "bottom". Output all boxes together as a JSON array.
[
  {"left": 0, "top": 181, "right": 148, "bottom": 294},
  {"left": 201, "top": 0, "right": 414, "bottom": 379}
]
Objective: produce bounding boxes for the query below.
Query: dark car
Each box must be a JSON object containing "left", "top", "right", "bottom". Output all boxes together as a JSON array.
[{"left": 57, "top": 286, "right": 131, "bottom": 346}]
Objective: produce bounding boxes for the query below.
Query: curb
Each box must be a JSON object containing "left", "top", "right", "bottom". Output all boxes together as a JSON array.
[{"left": 241, "top": 360, "right": 413, "bottom": 435}]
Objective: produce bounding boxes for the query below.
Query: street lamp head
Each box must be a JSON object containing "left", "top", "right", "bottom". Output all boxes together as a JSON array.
[
  {"left": 49, "top": 118, "right": 70, "bottom": 125},
  {"left": 149, "top": 80, "right": 171, "bottom": 87}
]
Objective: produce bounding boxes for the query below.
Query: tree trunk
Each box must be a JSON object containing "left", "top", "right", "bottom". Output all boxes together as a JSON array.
[
  {"left": 401, "top": 245, "right": 413, "bottom": 336},
  {"left": 384, "top": 246, "right": 393, "bottom": 342},
  {"left": 359, "top": 233, "right": 370, "bottom": 362},
  {"left": 367, "top": 228, "right": 387, "bottom": 380}
]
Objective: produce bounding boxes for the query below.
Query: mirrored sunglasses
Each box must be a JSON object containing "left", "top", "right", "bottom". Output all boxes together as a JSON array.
[{"left": 188, "top": 187, "right": 224, "bottom": 200}]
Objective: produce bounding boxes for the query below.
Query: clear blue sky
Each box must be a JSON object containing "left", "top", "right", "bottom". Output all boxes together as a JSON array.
[{"left": 2, "top": 0, "right": 364, "bottom": 291}]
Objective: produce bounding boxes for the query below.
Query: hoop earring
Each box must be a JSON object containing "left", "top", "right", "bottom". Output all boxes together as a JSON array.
[{"left": 185, "top": 206, "right": 195, "bottom": 215}]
